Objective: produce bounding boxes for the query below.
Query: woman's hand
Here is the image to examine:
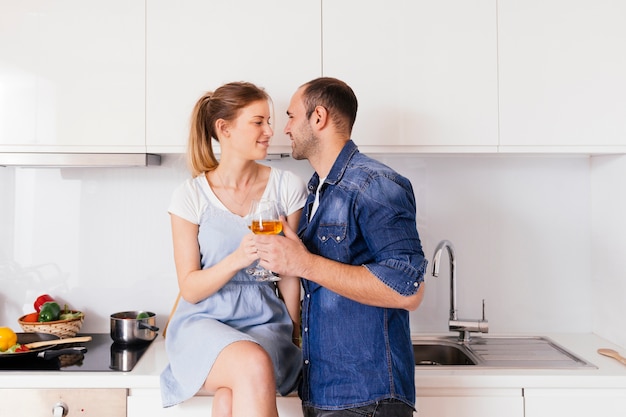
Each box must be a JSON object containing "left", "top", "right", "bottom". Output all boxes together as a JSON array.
[{"left": 234, "top": 232, "right": 260, "bottom": 270}]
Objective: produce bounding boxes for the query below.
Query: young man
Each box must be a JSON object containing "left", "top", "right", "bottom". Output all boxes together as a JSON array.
[{"left": 254, "top": 77, "right": 427, "bottom": 417}]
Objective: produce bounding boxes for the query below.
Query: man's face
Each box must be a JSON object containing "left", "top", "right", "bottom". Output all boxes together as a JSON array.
[{"left": 285, "top": 88, "right": 317, "bottom": 161}]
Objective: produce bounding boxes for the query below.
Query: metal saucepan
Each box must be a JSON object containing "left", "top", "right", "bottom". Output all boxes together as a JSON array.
[
  {"left": 110, "top": 311, "right": 159, "bottom": 344},
  {"left": 0, "top": 333, "right": 89, "bottom": 361}
]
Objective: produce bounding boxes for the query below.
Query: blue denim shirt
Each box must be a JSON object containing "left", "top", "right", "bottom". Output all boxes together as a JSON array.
[{"left": 297, "top": 140, "right": 427, "bottom": 410}]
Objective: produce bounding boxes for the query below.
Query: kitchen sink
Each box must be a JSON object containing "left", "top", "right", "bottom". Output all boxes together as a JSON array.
[
  {"left": 413, "top": 340, "right": 478, "bottom": 366},
  {"left": 412, "top": 336, "right": 596, "bottom": 369}
]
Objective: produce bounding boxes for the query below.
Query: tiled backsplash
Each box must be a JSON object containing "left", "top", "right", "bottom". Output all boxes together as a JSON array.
[{"left": 0, "top": 154, "right": 595, "bottom": 337}]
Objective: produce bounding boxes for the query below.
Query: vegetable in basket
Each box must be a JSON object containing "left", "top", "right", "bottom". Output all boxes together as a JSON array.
[
  {"left": 21, "top": 312, "right": 39, "bottom": 322},
  {"left": 38, "top": 301, "right": 61, "bottom": 322},
  {"left": 59, "top": 310, "right": 83, "bottom": 320},
  {"left": 34, "top": 294, "right": 54, "bottom": 312}
]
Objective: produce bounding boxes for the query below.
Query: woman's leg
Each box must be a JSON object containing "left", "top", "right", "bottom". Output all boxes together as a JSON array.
[
  {"left": 212, "top": 387, "right": 233, "bottom": 417},
  {"left": 204, "top": 340, "right": 278, "bottom": 417}
]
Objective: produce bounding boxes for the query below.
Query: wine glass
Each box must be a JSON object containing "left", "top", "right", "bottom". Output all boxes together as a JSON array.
[{"left": 245, "top": 199, "right": 283, "bottom": 281}]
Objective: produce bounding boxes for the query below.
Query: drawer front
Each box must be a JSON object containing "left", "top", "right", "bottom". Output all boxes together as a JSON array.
[
  {"left": 0, "top": 388, "right": 126, "bottom": 416},
  {"left": 128, "top": 389, "right": 304, "bottom": 416}
]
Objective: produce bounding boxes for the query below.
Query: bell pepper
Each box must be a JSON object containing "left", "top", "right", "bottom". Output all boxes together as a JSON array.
[
  {"left": 22, "top": 312, "right": 39, "bottom": 322},
  {"left": 2, "top": 343, "right": 29, "bottom": 353},
  {"left": 38, "top": 301, "right": 61, "bottom": 322},
  {"left": 34, "top": 294, "right": 54, "bottom": 312},
  {"left": 0, "top": 327, "right": 17, "bottom": 352}
]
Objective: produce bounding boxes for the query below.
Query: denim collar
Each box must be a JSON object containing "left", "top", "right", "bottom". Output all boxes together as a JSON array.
[
  {"left": 307, "top": 140, "right": 359, "bottom": 191},
  {"left": 325, "top": 139, "right": 359, "bottom": 185}
]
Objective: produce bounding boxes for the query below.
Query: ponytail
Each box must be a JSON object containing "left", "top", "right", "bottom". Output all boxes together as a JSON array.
[{"left": 187, "top": 93, "right": 218, "bottom": 176}]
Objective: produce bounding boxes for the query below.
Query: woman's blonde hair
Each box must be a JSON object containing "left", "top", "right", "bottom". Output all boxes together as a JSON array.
[{"left": 187, "top": 82, "right": 270, "bottom": 176}]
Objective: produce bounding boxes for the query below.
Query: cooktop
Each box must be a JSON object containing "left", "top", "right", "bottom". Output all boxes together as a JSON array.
[{"left": 0, "top": 333, "right": 153, "bottom": 372}]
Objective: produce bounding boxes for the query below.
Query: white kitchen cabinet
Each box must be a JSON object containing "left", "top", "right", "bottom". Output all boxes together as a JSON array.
[
  {"left": 524, "top": 388, "right": 626, "bottom": 417},
  {"left": 0, "top": 388, "right": 126, "bottom": 416},
  {"left": 498, "top": 0, "right": 626, "bottom": 152},
  {"left": 415, "top": 388, "right": 523, "bottom": 417},
  {"left": 146, "top": 0, "right": 321, "bottom": 154},
  {"left": 0, "top": 0, "right": 146, "bottom": 153},
  {"left": 128, "top": 389, "right": 304, "bottom": 417},
  {"left": 322, "top": 0, "right": 499, "bottom": 153},
  {"left": 129, "top": 387, "right": 523, "bottom": 417}
]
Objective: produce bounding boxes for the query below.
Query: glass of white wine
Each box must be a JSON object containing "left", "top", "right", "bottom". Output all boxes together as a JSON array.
[{"left": 245, "top": 199, "right": 283, "bottom": 281}]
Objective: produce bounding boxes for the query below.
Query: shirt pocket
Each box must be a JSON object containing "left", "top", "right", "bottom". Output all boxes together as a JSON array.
[
  {"left": 316, "top": 224, "right": 349, "bottom": 262},
  {"left": 316, "top": 224, "right": 347, "bottom": 244}
]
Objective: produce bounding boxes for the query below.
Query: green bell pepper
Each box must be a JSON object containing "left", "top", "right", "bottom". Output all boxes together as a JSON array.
[{"left": 38, "top": 301, "right": 61, "bottom": 322}]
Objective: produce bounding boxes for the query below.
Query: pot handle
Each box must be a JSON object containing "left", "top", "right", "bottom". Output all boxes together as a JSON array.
[{"left": 138, "top": 322, "right": 159, "bottom": 332}]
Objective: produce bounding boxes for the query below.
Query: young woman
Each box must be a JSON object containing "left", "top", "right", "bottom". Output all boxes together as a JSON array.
[{"left": 160, "top": 82, "right": 306, "bottom": 417}]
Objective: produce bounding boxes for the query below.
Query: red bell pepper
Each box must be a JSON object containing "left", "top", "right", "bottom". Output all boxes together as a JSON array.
[{"left": 34, "top": 294, "right": 54, "bottom": 312}]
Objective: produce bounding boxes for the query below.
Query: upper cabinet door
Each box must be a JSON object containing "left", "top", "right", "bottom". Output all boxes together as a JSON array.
[
  {"left": 322, "top": 0, "right": 499, "bottom": 153},
  {"left": 0, "top": 0, "right": 146, "bottom": 153},
  {"left": 498, "top": 0, "right": 626, "bottom": 152},
  {"left": 146, "top": 0, "right": 322, "bottom": 154}
]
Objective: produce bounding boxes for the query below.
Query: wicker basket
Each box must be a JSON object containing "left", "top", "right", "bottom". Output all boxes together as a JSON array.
[{"left": 18, "top": 311, "right": 84, "bottom": 338}]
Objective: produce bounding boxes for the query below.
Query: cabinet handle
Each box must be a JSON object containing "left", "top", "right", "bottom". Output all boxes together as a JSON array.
[{"left": 52, "top": 402, "right": 68, "bottom": 417}]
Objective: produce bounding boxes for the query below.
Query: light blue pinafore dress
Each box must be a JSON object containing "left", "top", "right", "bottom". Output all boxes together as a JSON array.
[{"left": 160, "top": 175, "right": 302, "bottom": 407}]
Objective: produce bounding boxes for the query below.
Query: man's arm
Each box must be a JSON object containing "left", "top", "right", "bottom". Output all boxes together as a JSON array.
[{"left": 255, "top": 221, "right": 425, "bottom": 311}]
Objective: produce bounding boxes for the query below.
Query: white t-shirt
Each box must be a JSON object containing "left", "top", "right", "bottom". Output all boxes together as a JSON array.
[
  {"left": 310, "top": 177, "right": 326, "bottom": 220},
  {"left": 169, "top": 167, "right": 308, "bottom": 224}
]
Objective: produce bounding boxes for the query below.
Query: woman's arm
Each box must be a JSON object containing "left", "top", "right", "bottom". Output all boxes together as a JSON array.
[
  {"left": 171, "top": 214, "right": 259, "bottom": 304},
  {"left": 275, "top": 209, "right": 303, "bottom": 341}
]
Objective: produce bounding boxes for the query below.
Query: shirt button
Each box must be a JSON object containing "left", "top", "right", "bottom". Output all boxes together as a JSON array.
[
  {"left": 414, "top": 282, "right": 419, "bottom": 287},
  {"left": 304, "top": 360, "right": 310, "bottom": 365},
  {"left": 306, "top": 294, "right": 311, "bottom": 298},
  {"left": 304, "top": 327, "right": 308, "bottom": 332},
  {"left": 321, "top": 236, "right": 327, "bottom": 241},
  {"left": 336, "top": 236, "right": 341, "bottom": 241}
]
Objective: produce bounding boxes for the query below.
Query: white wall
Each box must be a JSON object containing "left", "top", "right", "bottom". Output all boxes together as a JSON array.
[
  {"left": 0, "top": 154, "right": 594, "bottom": 338},
  {"left": 590, "top": 155, "right": 626, "bottom": 348},
  {"left": 382, "top": 155, "right": 592, "bottom": 334}
]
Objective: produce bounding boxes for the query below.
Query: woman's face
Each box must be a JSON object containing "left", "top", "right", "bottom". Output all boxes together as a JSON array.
[{"left": 226, "top": 100, "right": 274, "bottom": 159}]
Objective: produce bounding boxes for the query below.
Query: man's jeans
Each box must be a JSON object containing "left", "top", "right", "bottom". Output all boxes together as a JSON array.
[{"left": 303, "top": 399, "right": 414, "bottom": 417}]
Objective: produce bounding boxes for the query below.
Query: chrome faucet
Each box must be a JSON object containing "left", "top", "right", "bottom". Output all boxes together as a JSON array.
[{"left": 431, "top": 240, "right": 488, "bottom": 343}]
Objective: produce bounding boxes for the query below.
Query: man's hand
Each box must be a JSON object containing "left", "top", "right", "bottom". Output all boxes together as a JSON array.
[{"left": 253, "top": 216, "right": 310, "bottom": 277}]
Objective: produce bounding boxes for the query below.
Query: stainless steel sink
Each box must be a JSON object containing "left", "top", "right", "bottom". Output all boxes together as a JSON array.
[
  {"left": 412, "top": 336, "right": 596, "bottom": 369},
  {"left": 413, "top": 339, "right": 478, "bottom": 366}
]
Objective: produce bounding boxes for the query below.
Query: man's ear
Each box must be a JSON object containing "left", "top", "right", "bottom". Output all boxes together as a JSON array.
[{"left": 312, "top": 105, "right": 329, "bottom": 129}]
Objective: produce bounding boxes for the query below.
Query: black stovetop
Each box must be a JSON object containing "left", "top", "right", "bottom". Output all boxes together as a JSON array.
[{"left": 0, "top": 333, "right": 153, "bottom": 372}]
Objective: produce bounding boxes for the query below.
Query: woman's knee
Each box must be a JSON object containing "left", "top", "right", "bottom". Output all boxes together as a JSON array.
[
  {"left": 207, "top": 341, "right": 275, "bottom": 389},
  {"left": 232, "top": 342, "right": 275, "bottom": 379}
]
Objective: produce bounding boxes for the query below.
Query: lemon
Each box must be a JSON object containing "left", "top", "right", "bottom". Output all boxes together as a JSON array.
[{"left": 0, "top": 327, "right": 17, "bottom": 352}]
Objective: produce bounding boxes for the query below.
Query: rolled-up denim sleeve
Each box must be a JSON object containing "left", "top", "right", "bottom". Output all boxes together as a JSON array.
[
  {"left": 358, "top": 173, "right": 428, "bottom": 296},
  {"left": 365, "top": 257, "right": 427, "bottom": 296}
]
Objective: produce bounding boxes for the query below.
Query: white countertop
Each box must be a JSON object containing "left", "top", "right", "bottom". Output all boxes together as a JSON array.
[
  {"left": 412, "top": 333, "right": 626, "bottom": 391},
  {"left": 2, "top": 333, "right": 626, "bottom": 391}
]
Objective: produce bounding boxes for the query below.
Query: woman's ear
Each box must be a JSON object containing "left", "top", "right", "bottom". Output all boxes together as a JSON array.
[{"left": 215, "top": 118, "right": 230, "bottom": 138}]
